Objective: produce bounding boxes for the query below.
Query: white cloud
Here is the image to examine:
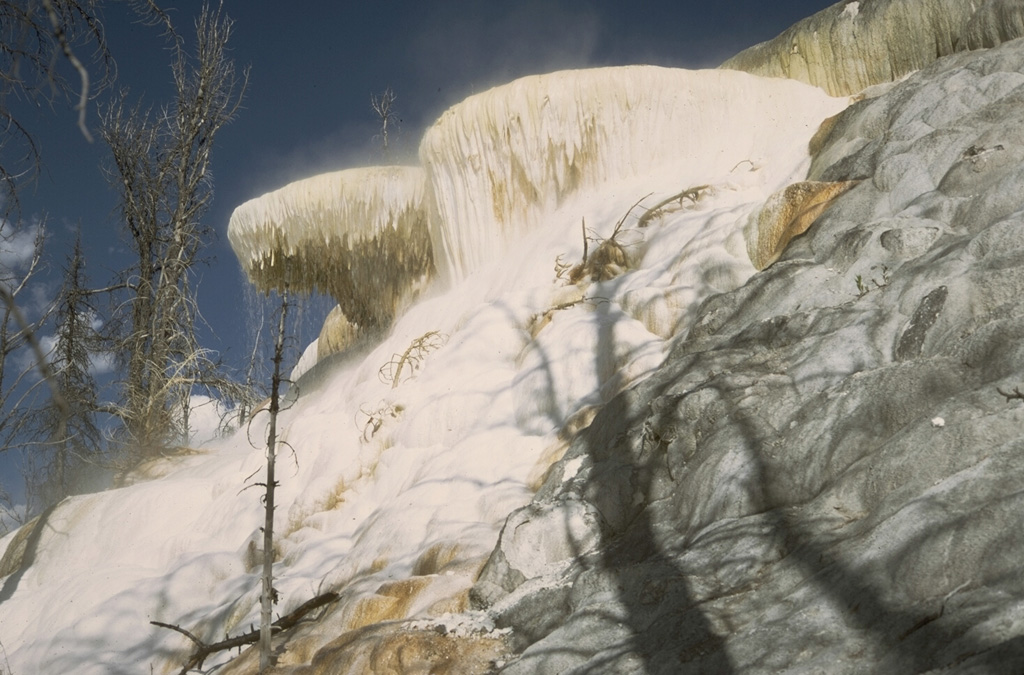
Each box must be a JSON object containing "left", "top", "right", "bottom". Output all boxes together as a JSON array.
[
  {"left": 0, "top": 221, "right": 41, "bottom": 272},
  {"left": 22, "top": 280, "right": 57, "bottom": 322},
  {"left": 7, "top": 332, "right": 56, "bottom": 380},
  {"left": 187, "top": 395, "right": 229, "bottom": 446},
  {"left": 20, "top": 337, "right": 115, "bottom": 379},
  {"left": 88, "top": 351, "right": 116, "bottom": 376},
  {"left": 38, "top": 334, "right": 57, "bottom": 356}
]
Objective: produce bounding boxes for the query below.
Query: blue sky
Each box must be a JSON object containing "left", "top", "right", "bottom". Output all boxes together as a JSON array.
[{"left": 11, "top": 0, "right": 834, "bottom": 406}]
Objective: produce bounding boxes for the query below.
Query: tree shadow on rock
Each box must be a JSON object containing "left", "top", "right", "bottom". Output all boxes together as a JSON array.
[{"left": 576, "top": 297, "right": 737, "bottom": 674}]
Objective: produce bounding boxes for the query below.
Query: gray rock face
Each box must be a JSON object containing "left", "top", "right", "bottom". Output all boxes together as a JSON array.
[
  {"left": 721, "top": 0, "right": 1024, "bottom": 96},
  {"left": 475, "top": 39, "right": 1024, "bottom": 674}
]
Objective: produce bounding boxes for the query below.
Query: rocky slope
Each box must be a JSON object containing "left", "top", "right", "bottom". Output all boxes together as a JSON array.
[
  {"left": 473, "top": 37, "right": 1024, "bottom": 674},
  {"left": 6, "top": 6, "right": 1024, "bottom": 675}
]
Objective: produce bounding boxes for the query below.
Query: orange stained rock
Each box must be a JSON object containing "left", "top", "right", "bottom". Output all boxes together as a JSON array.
[{"left": 749, "top": 180, "right": 860, "bottom": 270}]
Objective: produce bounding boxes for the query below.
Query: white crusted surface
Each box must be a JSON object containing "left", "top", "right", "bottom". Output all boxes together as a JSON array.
[{"left": 420, "top": 66, "right": 847, "bottom": 282}]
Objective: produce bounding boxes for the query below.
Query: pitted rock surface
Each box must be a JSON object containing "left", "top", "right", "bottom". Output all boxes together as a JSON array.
[{"left": 476, "top": 38, "right": 1024, "bottom": 675}]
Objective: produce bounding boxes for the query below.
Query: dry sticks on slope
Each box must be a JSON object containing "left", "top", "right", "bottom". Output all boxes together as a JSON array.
[
  {"left": 378, "top": 331, "right": 447, "bottom": 389},
  {"left": 152, "top": 591, "right": 339, "bottom": 674},
  {"left": 558, "top": 185, "right": 712, "bottom": 286}
]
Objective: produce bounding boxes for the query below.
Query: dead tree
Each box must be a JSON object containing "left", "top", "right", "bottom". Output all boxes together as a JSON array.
[
  {"left": 0, "top": 222, "right": 78, "bottom": 525},
  {"left": 100, "top": 2, "right": 247, "bottom": 455},
  {"left": 27, "top": 234, "right": 102, "bottom": 511},
  {"left": 258, "top": 283, "right": 289, "bottom": 672},
  {"left": 0, "top": 0, "right": 113, "bottom": 212},
  {"left": 0, "top": 1, "right": 115, "bottom": 516},
  {"left": 371, "top": 87, "right": 398, "bottom": 160},
  {"left": 152, "top": 590, "right": 338, "bottom": 675}
]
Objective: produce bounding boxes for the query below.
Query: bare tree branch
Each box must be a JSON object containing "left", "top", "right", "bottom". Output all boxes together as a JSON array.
[
  {"left": 99, "top": 1, "right": 249, "bottom": 455},
  {"left": 371, "top": 86, "right": 398, "bottom": 160},
  {"left": 260, "top": 282, "right": 288, "bottom": 671},
  {"left": 0, "top": 222, "right": 65, "bottom": 463},
  {"left": 152, "top": 591, "right": 339, "bottom": 675},
  {"left": 40, "top": 0, "right": 93, "bottom": 141},
  {"left": 0, "top": 0, "right": 113, "bottom": 209}
]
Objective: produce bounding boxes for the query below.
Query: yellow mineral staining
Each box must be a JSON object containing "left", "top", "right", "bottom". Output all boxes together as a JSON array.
[
  {"left": 346, "top": 596, "right": 401, "bottom": 633},
  {"left": 722, "top": 0, "right": 991, "bottom": 96},
  {"left": 0, "top": 514, "right": 42, "bottom": 579},
  {"left": 411, "top": 542, "right": 461, "bottom": 576},
  {"left": 809, "top": 112, "right": 844, "bottom": 157},
  {"left": 526, "top": 439, "right": 571, "bottom": 492},
  {"left": 748, "top": 180, "right": 860, "bottom": 270},
  {"left": 345, "top": 577, "right": 434, "bottom": 631},
  {"left": 299, "top": 626, "right": 509, "bottom": 675},
  {"left": 422, "top": 589, "right": 471, "bottom": 617},
  {"left": 317, "top": 306, "right": 359, "bottom": 361},
  {"left": 228, "top": 166, "right": 434, "bottom": 331},
  {"left": 320, "top": 476, "right": 348, "bottom": 512},
  {"left": 420, "top": 66, "right": 846, "bottom": 282}
]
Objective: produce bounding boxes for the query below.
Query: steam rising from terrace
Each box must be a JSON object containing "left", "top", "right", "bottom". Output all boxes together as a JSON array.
[
  {"left": 3, "top": 57, "right": 865, "bottom": 675},
  {"left": 419, "top": 66, "right": 847, "bottom": 282},
  {"left": 229, "top": 66, "right": 847, "bottom": 330}
]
